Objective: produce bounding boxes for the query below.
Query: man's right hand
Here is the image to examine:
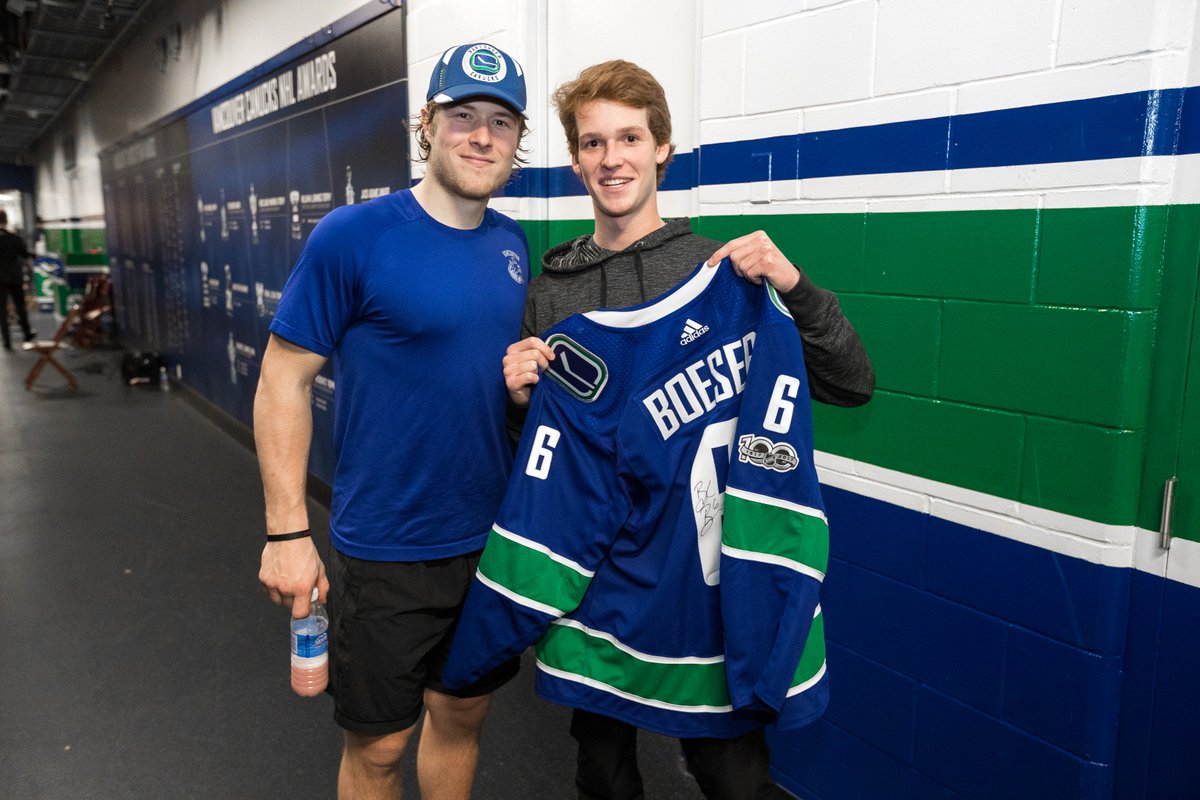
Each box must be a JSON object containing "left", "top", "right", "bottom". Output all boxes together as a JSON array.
[
  {"left": 503, "top": 336, "right": 555, "bottom": 406},
  {"left": 259, "top": 537, "right": 329, "bottom": 619}
]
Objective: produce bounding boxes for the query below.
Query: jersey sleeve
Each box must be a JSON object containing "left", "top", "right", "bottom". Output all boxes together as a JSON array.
[
  {"left": 269, "top": 207, "right": 361, "bottom": 356},
  {"left": 442, "top": 384, "right": 628, "bottom": 689},
  {"left": 720, "top": 286, "right": 830, "bottom": 729}
]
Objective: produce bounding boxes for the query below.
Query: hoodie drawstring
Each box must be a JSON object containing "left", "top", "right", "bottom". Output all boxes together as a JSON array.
[
  {"left": 634, "top": 244, "right": 646, "bottom": 302},
  {"left": 600, "top": 263, "right": 608, "bottom": 308}
]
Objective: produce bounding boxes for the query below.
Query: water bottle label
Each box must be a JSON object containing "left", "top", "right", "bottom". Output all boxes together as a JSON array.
[
  {"left": 292, "top": 652, "right": 328, "bottom": 669},
  {"left": 291, "top": 629, "right": 328, "bottom": 659}
]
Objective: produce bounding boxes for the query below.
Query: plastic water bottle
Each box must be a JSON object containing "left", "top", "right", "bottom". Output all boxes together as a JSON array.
[
  {"left": 158, "top": 365, "right": 170, "bottom": 391},
  {"left": 290, "top": 587, "right": 329, "bottom": 696}
]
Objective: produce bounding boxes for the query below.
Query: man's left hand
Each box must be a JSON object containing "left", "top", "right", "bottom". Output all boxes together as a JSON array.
[{"left": 707, "top": 230, "right": 800, "bottom": 293}]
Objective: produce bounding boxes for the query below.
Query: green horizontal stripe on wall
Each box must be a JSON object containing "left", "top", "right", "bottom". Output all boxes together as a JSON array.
[
  {"left": 43, "top": 227, "right": 109, "bottom": 262},
  {"left": 517, "top": 206, "right": 1192, "bottom": 533},
  {"left": 696, "top": 207, "right": 1169, "bottom": 309}
]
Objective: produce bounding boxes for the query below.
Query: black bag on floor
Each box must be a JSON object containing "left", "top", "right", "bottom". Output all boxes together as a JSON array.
[{"left": 121, "top": 351, "right": 163, "bottom": 385}]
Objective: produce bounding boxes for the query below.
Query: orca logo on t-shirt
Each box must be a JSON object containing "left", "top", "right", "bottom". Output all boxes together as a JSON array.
[{"left": 504, "top": 249, "right": 524, "bottom": 284}]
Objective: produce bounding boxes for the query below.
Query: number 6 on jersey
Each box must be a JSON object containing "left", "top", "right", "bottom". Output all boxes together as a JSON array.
[
  {"left": 764, "top": 375, "right": 801, "bottom": 434},
  {"left": 526, "top": 425, "right": 561, "bottom": 479}
]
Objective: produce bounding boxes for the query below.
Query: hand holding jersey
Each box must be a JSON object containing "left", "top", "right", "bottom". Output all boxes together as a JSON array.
[
  {"left": 707, "top": 229, "right": 802, "bottom": 292},
  {"left": 503, "top": 336, "right": 555, "bottom": 405}
]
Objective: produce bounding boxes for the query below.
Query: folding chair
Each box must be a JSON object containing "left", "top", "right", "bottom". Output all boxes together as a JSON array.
[
  {"left": 23, "top": 307, "right": 81, "bottom": 390},
  {"left": 70, "top": 275, "right": 112, "bottom": 349}
]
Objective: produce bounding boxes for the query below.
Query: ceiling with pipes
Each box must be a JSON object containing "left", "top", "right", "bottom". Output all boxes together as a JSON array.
[{"left": 0, "top": 0, "right": 154, "bottom": 164}]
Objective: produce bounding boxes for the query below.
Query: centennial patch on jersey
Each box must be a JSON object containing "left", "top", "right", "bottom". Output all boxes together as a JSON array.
[
  {"left": 737, "top": 434, "right": 799, "bottom": 472},
  {"left": 504, "top": 249, "right": 524, "bottom": 284},
  {"left": 545, "top": 334, "right": 608, "bottom": 402}
]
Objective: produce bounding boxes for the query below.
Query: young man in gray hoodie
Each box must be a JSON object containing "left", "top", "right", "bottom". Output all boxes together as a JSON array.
[
  {"left": 502, "top": 60, "right": 873, "bottom": 799},
  {"left": 505, "top": 61, "right": 872, "bottom": 412}
]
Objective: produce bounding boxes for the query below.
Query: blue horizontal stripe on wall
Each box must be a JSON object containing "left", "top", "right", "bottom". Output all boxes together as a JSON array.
[
  {"left": 507, "top": 86, "right": 1200, "bottom": 198},
  {"left": 499, "top": 151, "right": 698, "bottom": 197}
]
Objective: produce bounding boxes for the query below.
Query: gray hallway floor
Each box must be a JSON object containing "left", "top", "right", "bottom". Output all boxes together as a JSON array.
[{"left": 0, "top": 312, "right": 705, "bottom": 799}]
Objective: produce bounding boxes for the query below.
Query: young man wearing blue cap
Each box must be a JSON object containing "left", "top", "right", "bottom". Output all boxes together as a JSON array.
[{"left": 255, "top": 42, "right": 529, "bottom": 800}]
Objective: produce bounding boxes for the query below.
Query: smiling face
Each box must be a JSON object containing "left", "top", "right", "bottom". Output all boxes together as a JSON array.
[
  {"left": 422, "top": 99, "right": 521, "bottom": 201},
  {"left": 571, "top": 99, "right": 671, "bottom": 236}
]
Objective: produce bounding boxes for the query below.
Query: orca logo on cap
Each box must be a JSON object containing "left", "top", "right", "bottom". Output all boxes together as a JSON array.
[{"left": 463, "top": 44, "right": 507, "bottom": 84}]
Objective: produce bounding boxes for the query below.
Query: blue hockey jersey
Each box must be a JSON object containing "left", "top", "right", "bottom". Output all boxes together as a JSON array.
[{"left": 442, "top": 260, "right": 830, "bottom": 739}]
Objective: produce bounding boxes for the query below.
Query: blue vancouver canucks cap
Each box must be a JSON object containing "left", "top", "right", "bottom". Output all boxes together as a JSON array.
[{"left": 426, "top": 42, "right": 527, "bottom": 118}]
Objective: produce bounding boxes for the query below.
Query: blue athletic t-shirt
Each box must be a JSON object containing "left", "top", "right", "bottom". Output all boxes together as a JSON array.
[{"left": 270, "top": 189, "right": 529, "bottom": 560}]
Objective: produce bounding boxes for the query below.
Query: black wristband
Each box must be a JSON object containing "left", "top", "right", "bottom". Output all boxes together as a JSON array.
[{"left": 266, "top": 529, "right": 311, "bottom": 542}]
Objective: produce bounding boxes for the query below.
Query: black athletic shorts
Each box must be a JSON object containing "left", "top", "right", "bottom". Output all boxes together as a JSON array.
[{"left": 328, "top": 548, "right": 520, "bottom": 736}]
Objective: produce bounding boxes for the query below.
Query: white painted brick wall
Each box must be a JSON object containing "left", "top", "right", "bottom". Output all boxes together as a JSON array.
[
  {"left": 405, "top": 0, "right": 520, "bottom": 64},
  {"left": 744, "top": 1, "right": 875, "bottom": 113},
  {"left": 702, "top": 0, "right": 804, "bottom": 37},
  {"left": 955, "top": 56, "right": 1189, "bottom": 115},
  {"left": 700, "top": 32, "right": 744, "bottom": 120},
  {"left": 875, "top": 0, "right": 1057, "bottom": 95},
  {"left": 803, "top": 90, "right": 954, "bottom": 133},
  {"left": 545, "top": 0, "right": 700, "bottom": 153},
  {"left": 1056, "top": 0, "right": 1196, "bottom": 66}
]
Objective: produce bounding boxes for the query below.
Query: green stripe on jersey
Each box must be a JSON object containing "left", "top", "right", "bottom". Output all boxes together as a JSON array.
[
  {"left": 477, "top": 530, "right": 592, "bottom": 614},
  {"left": 791, "top": 610, "right": 826, "bottom": 692},
  {"left": 723, "top": 492, "right": 830, "bottom": 576},
  {"left": 536, "top": 622, "right": 732, "bottom": 709}
]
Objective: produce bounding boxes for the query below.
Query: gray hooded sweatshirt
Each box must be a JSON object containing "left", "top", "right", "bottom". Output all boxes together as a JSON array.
[{"left": 520, "top": 217, "right": 874, "bottom": 408}]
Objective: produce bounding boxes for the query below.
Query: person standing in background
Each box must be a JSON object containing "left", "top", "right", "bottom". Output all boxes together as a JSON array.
[
  {"left": 254, "top": 42, "right": 530, "bottom": 800},
  {"left": 0, "top": 210, "right": 35, "bottom": 351}
]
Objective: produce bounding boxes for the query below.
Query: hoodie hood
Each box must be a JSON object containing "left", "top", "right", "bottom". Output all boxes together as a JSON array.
[{"left": 540, "top": 218, "right": 698, "bottom": 275}]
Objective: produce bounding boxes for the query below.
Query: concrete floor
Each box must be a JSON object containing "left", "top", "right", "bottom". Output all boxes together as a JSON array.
[{"left": 0, "top": 311, "right": 705, "bottom": 799}]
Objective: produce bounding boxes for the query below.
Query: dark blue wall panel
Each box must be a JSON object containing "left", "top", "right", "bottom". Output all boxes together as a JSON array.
[
  {"left": 914, "top": 688, "right": 1113, "bottom": 800},
  {"left": 1144, "top": 579, "right": 1200, "bottom": 799},
  {"left": 824, "top": 487, "right": 928, "bottom": 588},
  {"left": 1004, "top": 628, "right": 1122, "bottom": 762},
  {"left": 924, "top": 518, "right": 1131, "bottom": 655},
  {"left": 770, "top": 718, "right": 962, "bottom": 800},
  {"left": 780, "top": 486, "right": 1197, "bottom": 800},
  {"left": 822, "top": 642, "right": 918, "bottom": 764},
  {"left": 1114, "top": 570, "right": 1163, "bottom": 800}
]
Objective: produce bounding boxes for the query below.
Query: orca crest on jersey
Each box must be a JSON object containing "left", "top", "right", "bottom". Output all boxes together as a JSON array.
[{"left": 545, "top": 334, "right": 608, "bottom": 402}]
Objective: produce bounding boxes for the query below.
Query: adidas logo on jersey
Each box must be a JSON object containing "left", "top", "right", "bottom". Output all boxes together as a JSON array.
[{"left": 680, "top": 319, "right": 710, "bottom": 345}]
